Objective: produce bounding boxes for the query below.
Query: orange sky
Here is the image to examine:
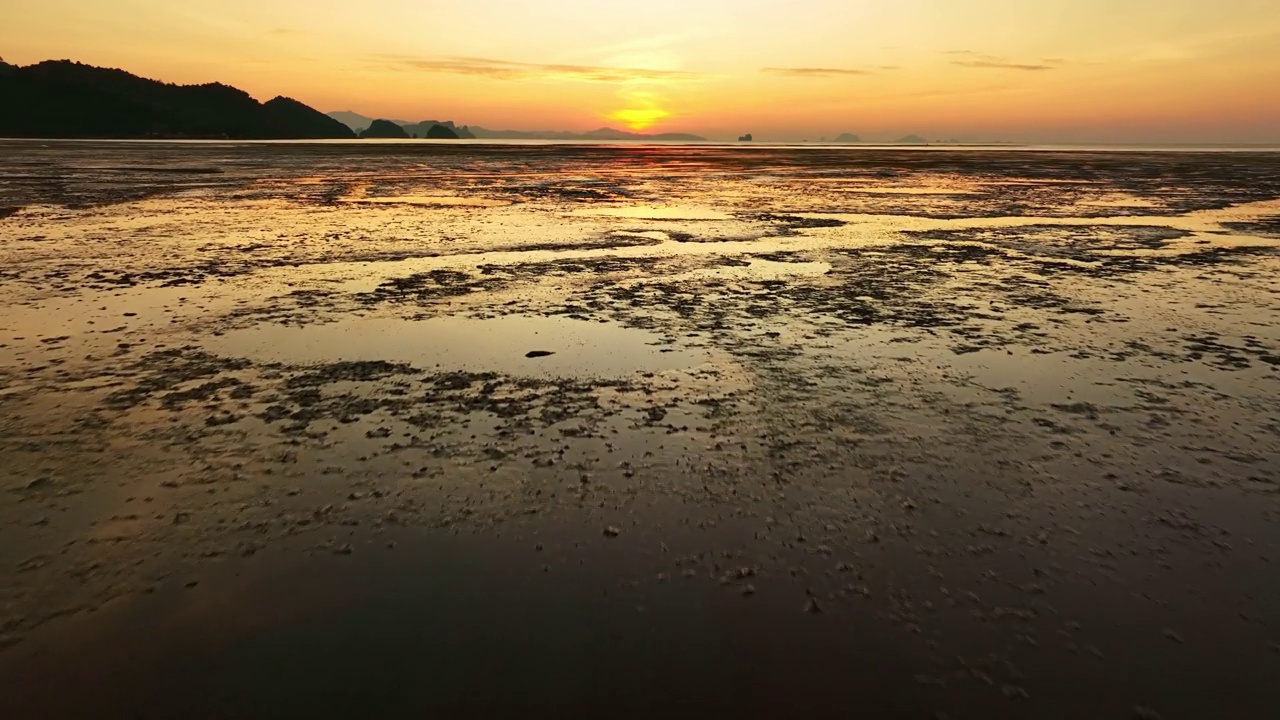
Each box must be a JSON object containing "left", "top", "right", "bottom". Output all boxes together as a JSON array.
[{"left": 4, "top": 0, "right": 1280, "bottom": 142}]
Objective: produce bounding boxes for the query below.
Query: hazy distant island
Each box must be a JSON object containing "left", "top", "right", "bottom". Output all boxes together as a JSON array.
[
  {"left": 332, "top": 112, "right": 475, "bottom": 139},
  {"left": 0, "top": 59, "right": 354, "bottom": 139},
  {"left": 354, "top": 118, "right": 463, "bottom": 140},
  {"left": 330, "top": 111, "right": 705, "bottom": 142},
  {"left": 890, "top": 134, "right": 968, "bottom": 144},
  {"left": 833, "top": 133, "right": 861, "bottom": 143}
]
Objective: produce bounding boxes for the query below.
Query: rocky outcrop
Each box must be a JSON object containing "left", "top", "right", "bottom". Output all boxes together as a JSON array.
[
  {"left": 425, "top": 124, "right": 461, "bottom": 139},
  {"left": 262, "top": 97, "right": 356, "bottom": 139},
  {"left": 359, "top": 119, "right": 410, "bottom": 139},
  {"left": 403, "top": 120, "right": 474, "bottom": 139}
]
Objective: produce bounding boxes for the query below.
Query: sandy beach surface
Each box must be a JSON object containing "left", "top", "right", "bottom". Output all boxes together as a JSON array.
[{"left": 2, "top": 140, "right": 1279, "bottom": 718}]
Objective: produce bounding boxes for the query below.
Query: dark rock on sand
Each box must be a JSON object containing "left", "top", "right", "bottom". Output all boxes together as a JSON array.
[{"left": 525, "top": 350, "right": 555, "bottom": 358}]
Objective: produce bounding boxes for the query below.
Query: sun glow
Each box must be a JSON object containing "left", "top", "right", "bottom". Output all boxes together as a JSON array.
[
  {"left": 606, "top": 87, "right": 673, "bottom": 131},
  {"left": 607, "top": 106, "right": 671, "bottom": 131}
]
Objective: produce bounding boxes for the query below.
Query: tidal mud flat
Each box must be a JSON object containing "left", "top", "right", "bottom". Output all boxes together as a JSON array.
[{"left": 1, "top": 141, "right": 1279, "bottom": 718}]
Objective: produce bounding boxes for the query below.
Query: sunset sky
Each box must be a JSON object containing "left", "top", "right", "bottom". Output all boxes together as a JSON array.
[{"left": 4, "top": 0, "right": 1280, "bottom": 142}]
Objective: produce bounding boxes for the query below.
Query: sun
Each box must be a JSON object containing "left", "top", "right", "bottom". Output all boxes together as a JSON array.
[
  {"left": 604, "top": 88, "right": 675, "bottom": 132},
  {"left": 607, "top": 106, "right": 671, "bottom": 132}
]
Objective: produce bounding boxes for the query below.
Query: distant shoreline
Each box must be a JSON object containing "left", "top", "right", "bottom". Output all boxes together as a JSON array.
[{"left": 2, "top": 137, "right": 1277, "bottom": 152}]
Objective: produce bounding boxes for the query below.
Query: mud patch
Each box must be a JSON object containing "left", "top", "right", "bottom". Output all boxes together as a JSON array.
[
  {"left": 1222, "top": 219, "right": 1280, "bottom": 238},
  {"left": 578, "top": 206, "right": 732, "bottom": 221},
  {"left": 208, "top": 315, "right": 712, "bottom": 378},
  {"left": 340, "top": 196, "right": 511, "bottom": 208}
]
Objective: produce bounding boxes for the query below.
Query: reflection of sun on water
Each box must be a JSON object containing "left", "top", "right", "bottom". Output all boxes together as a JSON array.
[{"left": 607, "top": 106, "right": 670, "bottom": 131}]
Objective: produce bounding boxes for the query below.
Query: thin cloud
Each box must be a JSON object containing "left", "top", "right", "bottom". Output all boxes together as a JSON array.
[
  {"left": 943, "top": 51, "right": 1059, "bottom": 71},
  {"left": 952, "top": 59, "right": 1054, "bottom": 71},
  {"left": 760, "top": 67, "right": 877, "bottom": 77},
  {"left": 370, "top": 54, "right": 703, "bottom": 83}
]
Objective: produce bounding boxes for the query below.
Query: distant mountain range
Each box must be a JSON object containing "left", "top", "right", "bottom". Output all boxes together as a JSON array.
[
  {"left": 327, "top": 111, "right": 706, "bottom": 142},
  {"left": 0, "top": 59, "right": 354, "bottom": 139},
  {"left": 0, "top": 58, "right": 941, "bottom": 144}
]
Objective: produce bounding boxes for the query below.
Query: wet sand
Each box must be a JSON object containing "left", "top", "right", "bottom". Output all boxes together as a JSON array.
[{"left": 1, "top": 140, "right": 1279, "bottom": 718}]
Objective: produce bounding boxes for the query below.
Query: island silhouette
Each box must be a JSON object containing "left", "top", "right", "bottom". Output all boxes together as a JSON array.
[
  {"left": 0, "top": 60, "right": 353, "bottom": 139},
  {"left": 0, "top": 57, "right": 931, "bottom": 144},
  {"left": 358, "top": 119, "right": 410, "bottom": 139},
  {"left": 328, "top": 111, "right": 706, "bottom": 141}
]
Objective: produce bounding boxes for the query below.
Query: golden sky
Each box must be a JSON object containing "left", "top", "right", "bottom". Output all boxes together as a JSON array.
[{"left": 4, "top": 0, "right": 1280, "bottom": 141}]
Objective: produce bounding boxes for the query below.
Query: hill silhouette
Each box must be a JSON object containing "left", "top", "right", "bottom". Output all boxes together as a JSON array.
[
  {"left": 0, "top": 60, "right": 354, "bottom": 139},
  {"left": 327, "top": 113, "right": 476, "bottom": 139},
  {"left": 424, "top": 124, "right": 461, "bottom": 139},
  {"left": 359, "top": 119, "right": 410, "bottom": 139},
  {"left": 402, "top": 120, "right": 474, "bottom": 139}
]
